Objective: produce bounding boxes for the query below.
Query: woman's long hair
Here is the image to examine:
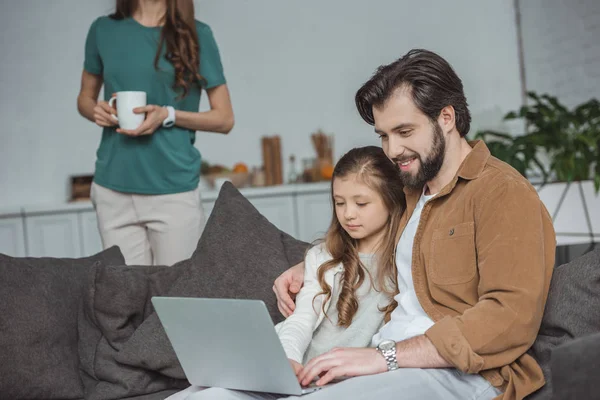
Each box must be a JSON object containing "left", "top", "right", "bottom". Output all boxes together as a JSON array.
[
  {"left": 111, "top": 0, "right": 203, "bottom": 98},
  {"left": 315, "top": 146, "right": 405, "bottom": 327}
]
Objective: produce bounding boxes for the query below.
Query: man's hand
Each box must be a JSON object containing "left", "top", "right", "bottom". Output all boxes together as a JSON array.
[
  {"left": 273, "top": 261, "right": 305, "bottom": 317},
  {"left": 298, "top": 348, "right": 387, "bottom": 387},
  {"left": 289, "top": 359, "right": 303, "bottom": 377},
  {"left": 117, "top": 105, "right": 168, "bottom": 136}
]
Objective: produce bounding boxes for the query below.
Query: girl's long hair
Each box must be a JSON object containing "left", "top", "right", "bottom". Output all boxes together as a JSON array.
[
  {"left": 315, "top": 146, "right": 405, "bottom": 327},
  {"left": 111, "top": 0, "right": 203, "bottom": 98}
]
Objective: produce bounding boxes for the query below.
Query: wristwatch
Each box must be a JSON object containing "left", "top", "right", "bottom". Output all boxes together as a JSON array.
[
  {"left": 376, "top": 339, "right": 399, "bottom": 371},
  {"left": 162, "top": 106, "right": 176, "bottom": 128}
]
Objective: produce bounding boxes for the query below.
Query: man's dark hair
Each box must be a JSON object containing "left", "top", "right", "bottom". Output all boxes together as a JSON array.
[{"left": 355, "top": 49, "right": 471, "bottom": 137}]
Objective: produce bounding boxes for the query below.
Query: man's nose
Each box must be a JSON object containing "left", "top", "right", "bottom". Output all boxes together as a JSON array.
[{"left": 386, "top": 135, "right": 406, "bottom": 160}]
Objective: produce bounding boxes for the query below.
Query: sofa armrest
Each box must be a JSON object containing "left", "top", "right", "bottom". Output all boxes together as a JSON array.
[{"left": 551, "top": 331, "right": 600, "bottom": 400}]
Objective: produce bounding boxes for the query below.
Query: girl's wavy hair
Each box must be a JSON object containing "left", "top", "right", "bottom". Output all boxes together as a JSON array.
[
  {"left": 315, "top": 146, "right": 405, "bottom": 327},
  {"left": 111, "top": 0, "right": 204, "bottom": 98}
]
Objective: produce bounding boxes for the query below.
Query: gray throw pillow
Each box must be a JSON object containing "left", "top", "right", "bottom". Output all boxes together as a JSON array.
[
  {"left": 78, "top": 262, "right": 190, "bottom": 400},
  {"left": 0, "top": 246, "right": 125, "bottom": 400},
  {"left": 78, "top": 182, "right": 309, "bottom": 400},
  {"left": 526, "top": 245, "right": 600, "bottom": 399}
]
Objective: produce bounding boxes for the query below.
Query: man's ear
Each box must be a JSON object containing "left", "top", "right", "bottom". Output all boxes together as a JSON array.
[{"left": 438, "top": 105, "right": 456, "bottom": 135}]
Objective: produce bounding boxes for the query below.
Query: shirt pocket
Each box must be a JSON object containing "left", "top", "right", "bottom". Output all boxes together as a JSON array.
[{"left": 429, "top": 221, "right": 477, "bottom": 285}]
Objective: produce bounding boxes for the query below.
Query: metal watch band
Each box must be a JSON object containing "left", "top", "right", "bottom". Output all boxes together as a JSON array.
[{"left": 382, "top": 348, "right": 399, "bottom": 371}]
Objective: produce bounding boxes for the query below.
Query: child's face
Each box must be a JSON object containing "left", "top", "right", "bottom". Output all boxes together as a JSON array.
[{"left": 332, "top": 173, "right": 390, "bottom": 250}]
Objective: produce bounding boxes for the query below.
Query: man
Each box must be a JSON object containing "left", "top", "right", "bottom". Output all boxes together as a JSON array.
[{"left": 273, "top": 49, "right": 556, "bottom": 400}]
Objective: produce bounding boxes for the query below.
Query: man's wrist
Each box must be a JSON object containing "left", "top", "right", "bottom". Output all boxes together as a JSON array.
[
  {"left": 376, "top": 339, "right": 399, "bottom": 371},
  {"left": 374, "top": 348, "right": 389, "bottom": 373}
]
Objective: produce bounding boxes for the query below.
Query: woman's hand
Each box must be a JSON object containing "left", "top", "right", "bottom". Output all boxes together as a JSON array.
[
  {"left": 117, "top": 105, "right": 168, "bottom": 136},
  {"left": 93, "top": 100, "right": 118, "bottom": 128}
]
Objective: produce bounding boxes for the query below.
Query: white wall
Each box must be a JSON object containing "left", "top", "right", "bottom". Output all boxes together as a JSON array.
[
  {"left": 0, "top": 0, "right": 523, "bottom": 208},
  {"left": 519, "top": 0, "right": 600, "bottom": 107}
]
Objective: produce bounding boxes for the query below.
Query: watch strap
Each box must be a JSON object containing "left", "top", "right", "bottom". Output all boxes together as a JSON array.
[{"left": 162, "top": 106, "right": 175, "bottom": 128}]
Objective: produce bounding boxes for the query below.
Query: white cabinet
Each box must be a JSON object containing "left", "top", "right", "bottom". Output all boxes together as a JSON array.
[
  {"left": 296, "top": 192, "right": 332, "bottom": 242},
  {"left": 0, "top": 216, "right": 26, "bottom": 257},
  {"left": 79, "top": 211, "right": 103, "bottom": 256},
  {"left": 2, "top": 183, "right": 332, "bottom": 258},
  {"left": 25, "top": 213, "right": 81, "bottom": 258},
  {"left": 250, "top": 196, "right": 297, "bottom": 237}
]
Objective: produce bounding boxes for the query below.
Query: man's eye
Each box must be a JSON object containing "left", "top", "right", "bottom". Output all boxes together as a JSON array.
[{"left": 378, "top": 134, "right": 388, "bottom": 140}]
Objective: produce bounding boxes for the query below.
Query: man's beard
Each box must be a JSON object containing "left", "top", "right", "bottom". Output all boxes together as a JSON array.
[{"left": 393, "top": 122, "right": 446, "bottom": 189}]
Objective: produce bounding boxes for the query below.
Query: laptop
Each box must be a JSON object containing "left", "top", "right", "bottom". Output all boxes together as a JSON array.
[{"left": 151, "top": 297, "right": 326, "bottom": 396}]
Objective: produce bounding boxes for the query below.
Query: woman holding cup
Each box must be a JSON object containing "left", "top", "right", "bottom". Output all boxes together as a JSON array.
[{"left": 76, "top": 0, "right": 233, "bottom": 266}]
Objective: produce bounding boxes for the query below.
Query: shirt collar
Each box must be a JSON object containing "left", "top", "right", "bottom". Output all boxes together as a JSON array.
[
  {"left": 402, "top": 140, "right": 491, "bottom": 198},
  {"left": 457, "top": 140, "right": 491, "bottom": 180}
]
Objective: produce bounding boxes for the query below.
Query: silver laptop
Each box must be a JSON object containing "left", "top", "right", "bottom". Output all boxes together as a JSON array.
[{"left": 151, "top": 297, "right": 325, "bottom": 396}]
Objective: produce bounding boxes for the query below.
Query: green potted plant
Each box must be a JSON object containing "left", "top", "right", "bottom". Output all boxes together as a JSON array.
[{"left": 475, "top": 92, "right": 600, "bottom": 193}]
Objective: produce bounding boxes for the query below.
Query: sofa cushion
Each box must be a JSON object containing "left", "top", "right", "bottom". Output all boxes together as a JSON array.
[
  {"left": 0, "top": 246, "right": 125, "bottom": 400},
  {"left": 78, "top": 262, "right": 190, "bottom": 400},
  {"left": 550, "top": 331, "right": 600, "bottom": 400},
  {"left": 527, "top": 245, "right": 600, "bottom": 399},
  {"left": 78, "top": 182, "right": 309, "bottom": 400}
]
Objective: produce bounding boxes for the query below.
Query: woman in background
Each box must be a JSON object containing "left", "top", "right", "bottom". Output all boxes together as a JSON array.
[{"left": 77, "top": 0, "right": 233, "bottom": 266}]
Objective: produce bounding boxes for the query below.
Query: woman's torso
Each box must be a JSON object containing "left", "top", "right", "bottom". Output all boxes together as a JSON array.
[{"left": 84, "top": 16, "right": 225, "bottom": 194}]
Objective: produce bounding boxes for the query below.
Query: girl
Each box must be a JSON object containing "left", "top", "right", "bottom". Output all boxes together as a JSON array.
[
  {"left": 276, "top": 145, "right": 405, "bottom": 373},
  {"left": 171, "top": 145, "right": 405, "bottom": 400},
  {"left": 77, "top": 0, "right": 234, "bottom": 266}
]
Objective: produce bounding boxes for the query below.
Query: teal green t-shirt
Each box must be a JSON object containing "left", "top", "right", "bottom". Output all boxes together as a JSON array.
[{"left": 84, "top": 16, "right": 226, "bottom": 194}]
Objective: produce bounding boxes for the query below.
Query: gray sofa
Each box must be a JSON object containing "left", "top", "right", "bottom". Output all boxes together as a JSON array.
[{"left": 1, "top": 182, "right": 599, "bottom": 400}]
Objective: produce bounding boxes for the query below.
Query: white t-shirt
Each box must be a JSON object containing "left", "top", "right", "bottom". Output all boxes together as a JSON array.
[{"left": 372, "top": 189, "right": 436, "bottom": 345}]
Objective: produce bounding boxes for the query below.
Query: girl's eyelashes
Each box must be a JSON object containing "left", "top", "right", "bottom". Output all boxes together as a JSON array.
[{"left": 334, "top": 201, "right": 369, "bottom": 207}]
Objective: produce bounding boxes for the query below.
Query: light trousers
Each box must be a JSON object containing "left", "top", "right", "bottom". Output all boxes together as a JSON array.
[
  {"left": 91, "top": 182, "right": 205, "bottom": 266},
  {"left": 166, "top": 368, "right": 502, "bottom": 400}
]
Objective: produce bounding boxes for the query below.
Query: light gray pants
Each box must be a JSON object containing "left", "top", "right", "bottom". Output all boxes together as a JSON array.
[
  {"left": 91, "top": 182, "right": 205, "bottom": 266},
  {"left": 166, "top": 368, "right": 502, "bottom": 400}
]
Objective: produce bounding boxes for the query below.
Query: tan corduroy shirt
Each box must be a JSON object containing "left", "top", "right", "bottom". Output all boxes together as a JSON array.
[{"left": 400, "top": 140, "right": 555, "bottom": 400}]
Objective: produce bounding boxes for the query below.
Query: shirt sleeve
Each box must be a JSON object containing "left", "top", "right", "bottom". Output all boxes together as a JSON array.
[
  {"left": 425, "top": 179, "right": 555, "bottom": 373},
  {"left": 275, "top": 246, "right": 327, "bottom": 364},
  {"left": 197, "top": 23, "right": 226, "bottom": 89},
  {"left": 84, "top": 17, "right": 103, "bottom": 75}
]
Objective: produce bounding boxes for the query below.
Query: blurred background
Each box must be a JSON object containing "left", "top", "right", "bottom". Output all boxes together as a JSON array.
[{"left": 0, "top": 0, "right": 598, "bottom": 259}]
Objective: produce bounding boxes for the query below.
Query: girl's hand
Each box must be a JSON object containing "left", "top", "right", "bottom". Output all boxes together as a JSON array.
[
  {"left": 117, "top": 105, "right": 168, "bottom": 136},
  {"left": 289, "top": 359, "right": 303, "bottom": 377},
  {"left": 93, "top": 100, "right": 118, "bottom": 128}
]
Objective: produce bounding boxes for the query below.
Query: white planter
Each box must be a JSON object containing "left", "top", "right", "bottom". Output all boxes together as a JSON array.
[{"left": 535, "top": 180, "right": 600, "bottom": 246}]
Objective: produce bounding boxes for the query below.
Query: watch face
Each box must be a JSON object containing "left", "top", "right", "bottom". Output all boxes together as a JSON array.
[{"left": 378, "top": 340, "right": 395, "bottom": 351}]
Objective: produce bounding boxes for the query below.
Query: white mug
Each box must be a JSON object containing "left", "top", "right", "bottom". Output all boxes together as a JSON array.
[{"left": 108, "top": 91, "right": 147, "bottom": 130}]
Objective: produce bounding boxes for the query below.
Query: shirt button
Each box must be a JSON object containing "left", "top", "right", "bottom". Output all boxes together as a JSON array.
[{"left": 449, "top": 228, "right": 455, "bottom": 236}]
